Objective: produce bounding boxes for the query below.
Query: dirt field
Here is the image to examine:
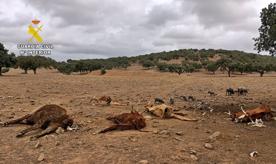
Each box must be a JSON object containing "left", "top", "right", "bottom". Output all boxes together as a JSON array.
[{"left": 0, "top": 67, "right": 275, "bottom": 164}]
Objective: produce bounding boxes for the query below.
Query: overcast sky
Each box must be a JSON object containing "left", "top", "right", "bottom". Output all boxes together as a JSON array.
[{"left": 0, "top": 0, "right": 273, "bottom": 61}]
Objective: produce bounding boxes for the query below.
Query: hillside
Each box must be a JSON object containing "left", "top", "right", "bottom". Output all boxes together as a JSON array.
[
  {"left": 2, "top": 48, "right": 276, "bottom": 77},
  {"left": 55, "top": 49, "right": 276, "bottom": 77}
]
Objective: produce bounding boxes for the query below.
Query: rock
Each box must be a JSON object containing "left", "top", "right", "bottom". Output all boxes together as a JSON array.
[
  {"left": 190, "top": 154, "right": 198, "bottom": 161},
  {"left": 55, "top": 141, "right": 60, "bottom": 146},
  {"left": 208, "top": 131, "right": 221, "bottom": 141},
  {"left": 38, "top": 153, "right": 45, "bottom": 161},
  {"left": 67, "top": 124, "right": 80, "bottom": 131},
  {"left": 205, "top": 130, "right": 211, "bottom": 133},
  {"left": 138, "top": 160, "right": 148, "bottom": 164},
  {"left": 170, "top": 155, "right": 179, "bottom": 161},
  {"left": 176, "top": 131, "right": 183, "bottom": 136},
  {"left": 35, "top": 141, "right": 41, "bottom": 148},
  {"left": 153, "top": 129, "right": 158, "bottom": 134},
  {"left": 189, "top": 149, "right": 197, "bottom": 155},
  {"left": 159, "top": 130, "right": 170, "bottom": 135},
  {"left": 30, "top": 100, "right": 35, "bottom": 105},
  {"left": 144, "top": 115, "right": 152, "bottom": 120},
  {"left": 249, "top": 151, "right": 258, "bottom": 157},
  {"left": 128, "top": 136, "right": 137, "bottom": 142},
  {"left": 152, "top": 120, "right": 159, "bottom": 124},
  {"left": 55, "top": 127, "right": 65, "bottom": 134},
  {"left": 204, "top": 143, "right": 214, "bottom": 150}
]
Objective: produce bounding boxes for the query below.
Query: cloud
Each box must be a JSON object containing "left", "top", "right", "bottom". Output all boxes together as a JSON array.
[
  {"left": 0, "top": 0, "right": 273, "bottom": 60},
  {"left": 186, "top": 0, "right": 256, "bottom": 27}
]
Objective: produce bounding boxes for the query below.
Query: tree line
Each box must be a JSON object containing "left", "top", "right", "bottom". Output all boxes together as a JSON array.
[{"left": 0, "top": 44, "right": 275, "bottom": 77}]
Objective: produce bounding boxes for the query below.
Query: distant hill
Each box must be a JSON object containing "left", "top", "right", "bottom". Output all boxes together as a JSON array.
[
  {"left": 54, "top": 49, "right": 276, "bottom": 76},
  {"left": 130, "top": 49, "right": 275, "bottom": 64},
  {"left": 10, "top": 48, "right": 276, "bottom": 77}
]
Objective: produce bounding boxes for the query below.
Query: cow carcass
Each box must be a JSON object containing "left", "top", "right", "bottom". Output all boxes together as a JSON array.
[
  {"left": 99, "top": 111, "right": 146, "bottom": 133},
  {"left": 144, "top": 104, "right": 197, "bottom": 121},
  {"left": 231, "top": 104, "right": 273, "bottom": 123}
]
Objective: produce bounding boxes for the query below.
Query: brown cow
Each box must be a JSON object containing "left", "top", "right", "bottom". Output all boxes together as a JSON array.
[
  {"left": 231, "top": 104, "right": 273, "bottom": 123},
  {"left": 99, "top": 111, "right": 146, "bottom": 133},
  {"left": 2, "top": 104, "right": 73, "bottom": 139}
]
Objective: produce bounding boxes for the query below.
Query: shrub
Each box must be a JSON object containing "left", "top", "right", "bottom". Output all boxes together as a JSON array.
[
  {"left": 101, "top": 68, "right": 106, "bottom": 75},
  {"left": 57, "top": 62, "right": 75, "bottom": 75},
  {"left": 1, "top": 67, "right": 9, "bottom": 74}
]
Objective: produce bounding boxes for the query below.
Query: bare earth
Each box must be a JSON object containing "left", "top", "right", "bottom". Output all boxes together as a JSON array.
[{"left": 0, "top": 67, "right": 275, "bottom": 164}]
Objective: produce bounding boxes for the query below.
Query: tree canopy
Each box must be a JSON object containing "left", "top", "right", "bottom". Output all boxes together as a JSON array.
[
  {"left": 0, "top": 43, "right": 16, "bottom": 75},
  {"left": 254, "top": 3, "right": 276, "bottom": 56}
]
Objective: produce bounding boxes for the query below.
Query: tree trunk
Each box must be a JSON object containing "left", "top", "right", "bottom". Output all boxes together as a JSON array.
[
  {"left": 228, "top": 70, "right": 231, "bottom": 77},
  {"left": 0, "top": 67, "right": 2, "bottom": 76},
  {"left": 24, "top": 69, "right": 28, "bottom": 74},
  {"left": 260, "top": 71, "right": 264, "bottom": 77},
  {"left": 33, "top": 69, "right": 37, "bottom": 74}
]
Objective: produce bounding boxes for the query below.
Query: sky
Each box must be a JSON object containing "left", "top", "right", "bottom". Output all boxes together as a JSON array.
[{"left": 0, "top": 0, "right": 273, "bottom": 61}]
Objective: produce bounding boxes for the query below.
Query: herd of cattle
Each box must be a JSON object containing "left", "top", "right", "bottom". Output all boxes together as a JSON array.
[
  {"left": 0, "top": 86, "right": 274, "bottom": 140},
  {"left": 226, "top": 87, "right": 248, "bottom": 96}
]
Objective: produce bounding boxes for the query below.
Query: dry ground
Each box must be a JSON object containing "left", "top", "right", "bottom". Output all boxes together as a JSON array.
[{"left": 0, "top": 67, "right": 275, "bottom": 164}]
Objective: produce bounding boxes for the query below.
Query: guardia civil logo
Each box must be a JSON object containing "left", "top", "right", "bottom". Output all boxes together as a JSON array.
[
  {"left": 17, "top": 19, "right": 53, "bottom": 56},
  {"left": 28, "top": 19, "right": 43, "bottom": 43}
]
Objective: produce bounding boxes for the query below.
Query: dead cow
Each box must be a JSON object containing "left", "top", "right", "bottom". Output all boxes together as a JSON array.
[
  {"left": 231, "top": 104, "right": 273, "bottom": 123},
  {"left": 145, "top": 104, "right": 197, "bottom": 121},
  {"left": 1, "top": 104, "right": 73, "bottom": 139},
  {"left": 99, "top": 111, "right": 146, "bottom": 133},
  {"left": 91, "top": 96, "right": 112, "bottom": 105}
]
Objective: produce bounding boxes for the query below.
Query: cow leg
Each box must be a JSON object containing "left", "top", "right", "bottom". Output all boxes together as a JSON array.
[
  {"left": 99, "top": 125, "right": 118, "bottom": 133},
  {"left": 99, "top": 124, "right": 132, "bottom": 133},
  {"left": 2, "top": 114, "right": 31, "bottom": 126},
  {"left": 16, "top": 122, "right": 43, "bottom": 138},
  {"left": 30, "top": 124, "right": 59, "bottom": 140},
  {"left": 116, "top": 124, "right": 133, "bottom": 130}
]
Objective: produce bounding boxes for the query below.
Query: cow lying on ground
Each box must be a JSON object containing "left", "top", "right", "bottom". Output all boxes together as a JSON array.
[
  {"left": 99, "top": 111, "right": 146, "bottom": 133},
  {"left": 145, "top": 104, "right": 197, "bottom": 121},
  {"left": 231, "top": 104, "right": 273, "bottom": 123},
  {"left": 1, "top": 104, "right": 73, "bottom": 139}
]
